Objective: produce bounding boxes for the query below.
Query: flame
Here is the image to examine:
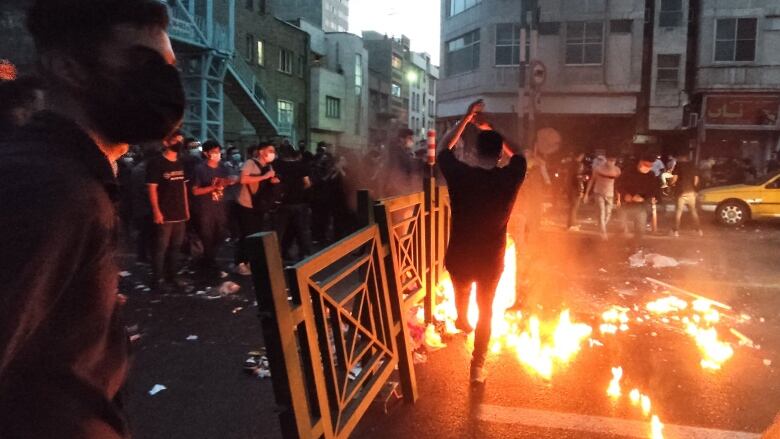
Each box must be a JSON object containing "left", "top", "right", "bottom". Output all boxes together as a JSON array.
[
  {"left": 651, "top": 415, "right": 664, "bottom": 439},
  {"left": 646, "top": 296, "right": 688, "bottom": 314},
  {"left": 607, "top": 367, "right": 623, "bottom": 399},
  {"left": 685, "top": 323, "right": 734, "bottom": 370},
  {"left": 424, "top": 323, "right": 447, "bottom": 350},
  {"left": 434, "top": 235, "right": 592, "bottom": 379},
  {"left": 629, "top": 388, "right": 640, "bottom": 405},
  {"left": 640, "top": 394, "right": 652, "bottom": 417}
]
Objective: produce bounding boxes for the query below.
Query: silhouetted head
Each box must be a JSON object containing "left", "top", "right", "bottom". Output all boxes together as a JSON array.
[{"left": 476, "top": 130, "right": 503, "bottom": 160}]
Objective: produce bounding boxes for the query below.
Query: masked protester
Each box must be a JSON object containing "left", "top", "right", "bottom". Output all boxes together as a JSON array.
[
  {"left": 234, "top": 143, "right": 279, "bottom": 275},
  {"left": 0, "top": 1, "right": 184, "bottom": 437},
  {"left": 438, "top": 99, "right": 526, "bottom": 385},
  {"left": 616, "top": 154, "right": 661, "bottom": 245},
  {"left": 385, "top": 128, "right": 423, "bottom": 196},
  {"left": 191, "top": 140, "right": 238, "bottom": 275}
]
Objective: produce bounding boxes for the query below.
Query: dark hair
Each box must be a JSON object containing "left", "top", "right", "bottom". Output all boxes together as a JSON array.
[
  {"left": 257, "top": 142, "right": 275, "bottom": 152},
  {"left": 27, "top": 0, "right": 169, "bottom": 59},
  {"left": 398, "top": 128, "right": 414, "bottom": 139},
  {"left": 202, "top": 139, "right": 221, "bottom": 152},
  {"left": 638, "top": 152, "right": 656, "bottom": 163},
  {"left": 278, "top": 143, "right": 296, "bottom": 159},
  {"left": 476, "top": 130, "right": 503, "bottom": 158},
  {"left": 227, "top": 146, "right": 239, "bottom": 154}
]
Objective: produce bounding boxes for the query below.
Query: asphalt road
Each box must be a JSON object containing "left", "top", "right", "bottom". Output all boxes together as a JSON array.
[{"left": 117, "top": 207, "right": 780, "bottom": 439}]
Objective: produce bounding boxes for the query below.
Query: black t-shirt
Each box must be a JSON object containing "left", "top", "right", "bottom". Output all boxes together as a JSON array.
[
  {"left": 616, "top": 165, "right": 660, "bottom": 204},
  {"left": 673, "top": 161, "right": 698, "bottom": 195},
  {"left": 276, "top": 159, "right": 310, "bottom": 205},
  {"left": 193, "top": 162, "right": 230, "bottom": 210},
  {"left": 146, "top": 155, "right": 189, "bottom": 222},
  {"left": 438, "top": 148, "right": 526, "bottom": 276}
]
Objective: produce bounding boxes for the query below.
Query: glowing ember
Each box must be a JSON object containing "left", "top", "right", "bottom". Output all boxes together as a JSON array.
[
  {"left": 650, "top": 415, "right": 664, "bottom": 439},
  {"left": 629, "top": 388, "right": 640, "bottom": 405},
  {"left": 607, "top": 367, "right": 623, "bottom": 399},
  {"left": 685, "top": 323, "right": 734, "bottom": 370},
  {"left": 640, "top": 394, "right": 652, "bottom": 417},
  {"left": 646, "top": 296, "right": 688, "bottom": 314}
]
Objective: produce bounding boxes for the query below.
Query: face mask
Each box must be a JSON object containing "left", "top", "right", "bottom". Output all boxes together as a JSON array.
[
  {"left": 404, "top": 140, "right": 414, "bottom": 149},
  {"left": 168, "top": 142, "right": 183, "bottom": 153},
  {"left": 231, "top": 154, "right": 242, "bottom": 162},
  {"left": 265, "top": 152, "right": 276, "bottom": 163},
  {"left": 209, "top": 153, "right": 221, "bottom": 161},
  {"left": 76, "top": 46, "right": 185, "bottom": 144}
]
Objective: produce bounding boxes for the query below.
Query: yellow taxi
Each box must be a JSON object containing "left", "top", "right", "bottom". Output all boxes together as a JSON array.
[{"left": 698, "top": 172, "right": 780, "bottom": 226}]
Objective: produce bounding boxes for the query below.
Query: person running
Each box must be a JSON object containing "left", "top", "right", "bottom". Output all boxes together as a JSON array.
[
  {"left": 670, "top": 152, "right": 703, "bottom": 237},
  {"left": 438, "top": 99, "right": 526, "bottom": 385},
  {"left": 0, "top": 0, "right": 184, "bottom": 436},
  {"left": 585, "top": 151, "right": 622, "bottom": 239}
]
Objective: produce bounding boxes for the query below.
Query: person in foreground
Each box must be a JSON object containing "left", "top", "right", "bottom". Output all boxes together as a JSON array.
[
  {"left": 0, "top": 0, "right": 184, "bottom": 437},
  {"left": 438, "top": 100, "right": 527, "bottom": 385}
]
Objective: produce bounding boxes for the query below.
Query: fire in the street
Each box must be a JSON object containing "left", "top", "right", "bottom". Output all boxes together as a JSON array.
[
  {"left": 685, "top": 323, "right": 734, "bottom": 370},
  {"left": 607, "top": 366, "right": 623, "bottom": 399},
  {"left": 651, "top": 415, "right": 664, "bottom": 439}
]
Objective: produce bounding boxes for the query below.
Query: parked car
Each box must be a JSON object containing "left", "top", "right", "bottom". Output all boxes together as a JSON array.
[{"left": 698, "top": 172, "right": 780, "bottom": 227}]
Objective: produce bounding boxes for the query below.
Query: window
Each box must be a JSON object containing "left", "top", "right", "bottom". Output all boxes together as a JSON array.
[
  {"left": 256, "top": 40, "right": 264, "bottom": 66},
  {"left": 355, "top": 54, "right": 363, "bottom": 95},
  {"left": 391, "top": 83, "right": 401, "bottom": 97},
  {"left": 656, "top": 54, "right": 681, "bottom": 88},
  {"left": 245, "top": 34, "right": 255, "bottom": 63},
  {"left": 659, "top": 0, "right": 683, "bottom": 27},
  {"left": 325, "top": 96, "right": 341, "bottom": 118},
  {"left": 392, "top": 54, "right": 403, "bottom": 70},
  {"left": 446, "top": 0, "right": 482, "bottom": 18},
  {"left": 495, "top": 23, "right": 522, "bottom": 66},
  {"left": 445, "top": 29, "right": 480, "bottom": 76},
  {"left": 715, "top": 18, "right": 757, "bottom": 62},
  {"left": 279, "top": 49, "right": 293, "bottom": 74},
  {"left": 429, "top": 99, "right": 434, "bottom": 117},
  {"left": 277, "top": 100, "right": 294, "bottom": 135},
  {"left": 298, "top": 55, "right": 305, "bottom": 77},
  {"left": 565, "top": 21, "right": 604, "bottom": 65}
]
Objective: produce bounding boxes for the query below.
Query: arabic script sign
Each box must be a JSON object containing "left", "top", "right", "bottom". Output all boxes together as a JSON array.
[{"left": 704, "top": 95, "right": 780, "bottom": 128}]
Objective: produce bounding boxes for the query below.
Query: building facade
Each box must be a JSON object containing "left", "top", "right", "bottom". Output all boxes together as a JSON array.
[
  {"left": 297, "top": 20, "right": 370, "bottom": 150},
  {"left": 407, "top": 51, "right": 439, "bottom": 140},
  {"left": 267, "top": 0, "right": 349, "bottom": 32},
  {"left": 363, "top": 31, "right": 412, "bottom": 146}
]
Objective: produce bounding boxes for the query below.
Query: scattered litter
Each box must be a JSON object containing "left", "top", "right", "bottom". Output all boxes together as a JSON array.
[
  {"left": 629, "top": 251, "right": 697, "bottom": 268},
  {"left": 219, "top": 281, "right": 241, "bottom": 296},
  {"left": 150, "top": 299, "right": 161, "bottom": 304},
  {"left": 651, "top": 332, "right": 658, "bottom": 337},
  {"left": 204, "top": 295, "right": 222, "bottom": 300},
  {"left": 730, "top": 328, "right": 755, "bottom": 348},
  {"left": 423, "top": 324, "right": 446, "bottom": 351},
  {"left": 348, "top": 365, "right": 363, "bottom": 381},
  {"left": 413, "top": 349, "right": 428, "bottom": 364},
  {"left": 219, "top": 271, "right": 229, "bottom": 279},
  {"left": 134, "top": 284, "right": 146, "bottom": 290},
  {"left": 232, "top": 307, "right": 244, "bottom": 314},
  {"left": 588, "top": 338, "right": 604, "bottom": 348},
  {"left": 143, "top": 288, "right": 151, "bottom": 292},
  {"left": 126, "top": 324, "right": 139, "bottom": 333},
  {"left": 195, "top": 290, "right": 206, "bottom": 295},
  {"left": 148, "top": 384, "right": 167, "bottom": 396},
  {"left": 119, "top": 271, "right": 132, "bottom": 278},
  {"left": 186, "top": 335, "right": 198, "bottom": 341},
  {"left": 129, "top": 334, "right": 142, "bottom": 342},
  {"left": 599, "top": 268, "right": 608, "bottom": 273},
  {"left": 764, "top": 359, "right": 772, "bottom": 367}
]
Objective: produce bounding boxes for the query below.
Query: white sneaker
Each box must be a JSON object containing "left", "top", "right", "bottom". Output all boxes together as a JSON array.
[
  {"left": 234, "top": 263, "right": 252, "bottom": 276},
  {"left": 697, "top": 229, "right": 704, "bottom": 237},
  {"left": 672, "top": 230, "right": 680, "bottom": 238}
]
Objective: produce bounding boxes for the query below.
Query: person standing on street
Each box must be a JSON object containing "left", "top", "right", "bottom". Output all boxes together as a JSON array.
[
  {"left": 670, "top": 152, "right": 703, "bottom": 237},
  {"left": 234, "top": 143, "right": 279, "bottom": 275},
  {"left": 438, "top": 99, "right": 526, "bottom": 385},
  {"left": 274, "top": 144, "right": 313, "bottom": 262},
  {"left": 616, "top": 154, "right": 660, "bottom": 245},
  {"left": 192, "top": 140, "right": 237, "bottom": 275},
  {"left": 566, "top": 151, "right": 587, "bottom": 231},
  {"left": 147, "top": 132, "right": 191, "bottom": 291},
  {"left": 0, "top": 0, "right": 184, "bottom": 436},
  {"left": 585, "top": 151, "right": 622, "bottom": 239}
]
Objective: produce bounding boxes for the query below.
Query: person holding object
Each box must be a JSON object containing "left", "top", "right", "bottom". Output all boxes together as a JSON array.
[
  {"left": 616, "top": 154, "right": 661, "bottom": 245},
  {"left": 438, "top": 99, "right": 527, "bottom": 385},
  {"left": 584, "top": 151, "right": 622, "bottom": 239},
  {"left": 0, "top": 0, "right": 184, "bottom": 436}
]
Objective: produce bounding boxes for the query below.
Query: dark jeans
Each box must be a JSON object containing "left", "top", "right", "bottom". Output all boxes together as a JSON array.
[
  {"left": 273, "top": 204, "right": 313, "bottom": 261},
  {"left": 133, "top": 215, "right": 153, "bottom": 262},
  {"left": 450, "top": 268, "right": 502, "bottom": 368},
  {"left": 621, "top": 203, "right": 649, "bottom": 241},
  {"left": 235, "top": 204, "right": 268, "bottom": 265},
  {"left": 195, "top": 205, "right": 227, "bottom": 266},
  {"left": 152, "top": 221, "right": 186, "bottom": 282}
]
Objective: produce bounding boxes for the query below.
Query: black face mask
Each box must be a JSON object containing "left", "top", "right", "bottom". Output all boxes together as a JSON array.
[
  {"left": 168, "top": 141, "right": 183, "bottom": 153},
  {"left": 77, "top": 46, "right": 185, "bottom": 144}
]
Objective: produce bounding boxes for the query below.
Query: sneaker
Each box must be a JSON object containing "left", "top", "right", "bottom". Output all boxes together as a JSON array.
[
  {"left": 470, "top": 365, "right": 487, "bottom": 385},
  {"left": 671, "top": 230, "right": 680, "bottom": 238},
  {"left": 234, "top": 262, "right": 252, "bottom": 276},
  {"left": 697, "top": 229, "right": 704, "bottom": 237}
]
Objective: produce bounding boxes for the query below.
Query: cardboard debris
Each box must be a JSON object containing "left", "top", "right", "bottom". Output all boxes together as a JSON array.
[
  {"left": 148, "top": 384, "right": 167, "bottom": 396},
  {"left": 629, "top": 251, "right": 698, "bottom": 269},
  {"left": 186, "top": 335, "right": 198, "bottom": 341},
  {"left": 219, "top": 281, "right": 241, "bottom": 296}
]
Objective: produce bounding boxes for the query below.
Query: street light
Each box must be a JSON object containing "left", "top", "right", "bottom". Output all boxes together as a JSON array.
[{"left": 406, "top": 70, "right": 418, "bottom": 83}]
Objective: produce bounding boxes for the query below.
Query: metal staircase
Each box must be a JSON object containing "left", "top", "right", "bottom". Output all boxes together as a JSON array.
[{"left": 164, "top": 0, "right": 277, "bottom": 142}]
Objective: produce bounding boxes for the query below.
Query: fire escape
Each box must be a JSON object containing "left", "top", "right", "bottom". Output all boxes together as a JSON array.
[{"left": 164, "top": 0, "right": 278, "bottom": 142}]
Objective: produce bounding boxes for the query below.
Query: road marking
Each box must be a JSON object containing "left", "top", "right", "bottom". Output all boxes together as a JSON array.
[{"left": 478, "top": 404, "right": 761, "bottom": 439}]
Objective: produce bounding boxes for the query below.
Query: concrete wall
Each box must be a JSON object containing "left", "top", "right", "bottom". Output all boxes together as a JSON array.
[{"left": 696, "top": 0, "right": 780, "bottom": 92}]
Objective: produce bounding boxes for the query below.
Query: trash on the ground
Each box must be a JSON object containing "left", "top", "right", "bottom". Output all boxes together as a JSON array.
[
  {"left": 588, "top": 338, "right": 604, "bottom": 348},
  {"left": 423, "top": 324, "right": 446, "bottom": 351},
  {"left": 629, "top": 251, "right": 697, "bottom": 268},
  {"left": 143, "top": 288, "right": 151, "bottom": 292},
  {"left": 204, "top": 295, "right": 222, "bottom": 300},
  {"left": 135, "top": 284, "right": 146, "bottom": 290},
  {"left": 219, "top": 271, "right": 229, "bottom": 279},
  {"left": 764, "top": 359, "right": 772, "bottom": 367},
  {"left": 348, "top": 365, "right": 362, "bottom": 381},
  {"left": 232, "top": 307, "right": 244, "bottom": 314},
  {"left": 186, "top": 335, "right": 198, "bottom": 341},
  {"left": 599, "top": 268, "right": 608, "bottom": 273},
  {"left": 126, "top": 324, "right": 139, "bottom": 333},
  {"left": 195, "top": 290, "right": 206, "bottom": 295},
  {"left": 148, "top": 384, "right": 167, "bottom": 395},
  {"left": 219, "top": 281, "right": 241, "bottom": 296},
  {"left": 119, "top": 271, "right": 132, "bottom": 278},
  {"left": 413, "top": 349, "right": 428, "bottom": 364},
  {"left": 129, "top": 334, "right": 142, "bottom": 342},
  {"left": 730, "top": 328, "right": 755, "bottom": 348}
]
